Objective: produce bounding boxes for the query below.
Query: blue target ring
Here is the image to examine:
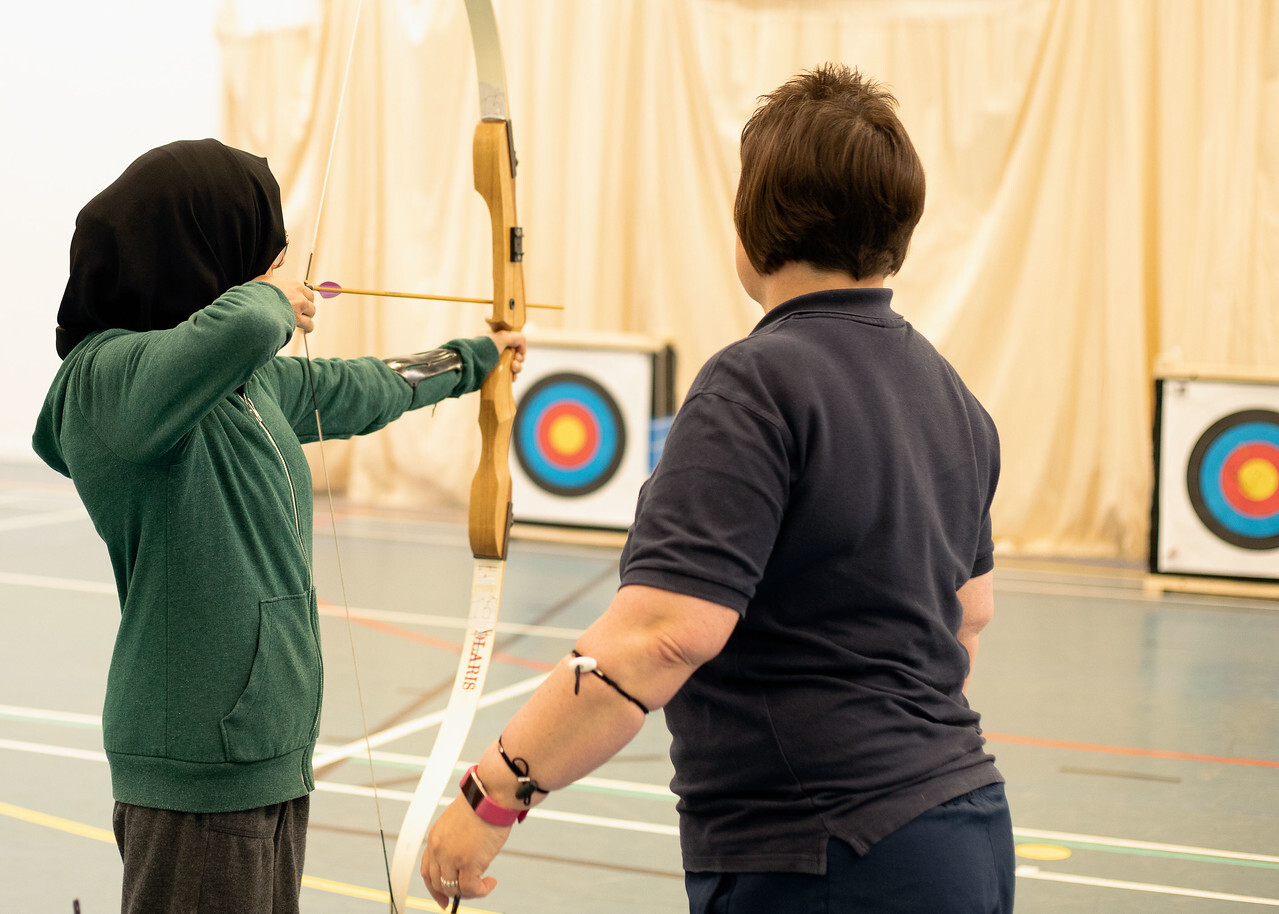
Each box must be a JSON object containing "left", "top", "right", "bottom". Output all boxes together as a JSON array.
[
  {"left": 1187, "top": 409, "right": 1279, "bottom": 550},
  {"left": 515, "top": 373, "right": 625, "bottom": 497}
]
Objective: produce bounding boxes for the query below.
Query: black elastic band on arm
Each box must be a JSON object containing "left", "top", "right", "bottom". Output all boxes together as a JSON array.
[{"left": 570, "top": 650, "right": 650, "bottom": 714}]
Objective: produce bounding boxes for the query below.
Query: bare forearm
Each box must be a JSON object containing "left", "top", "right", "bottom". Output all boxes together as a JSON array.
[
  {"left": 471, "top": 659, "right": 647, "bottom": 809},
  {"left": 472, "top": 584, "right": 736, "bottom": 808}
]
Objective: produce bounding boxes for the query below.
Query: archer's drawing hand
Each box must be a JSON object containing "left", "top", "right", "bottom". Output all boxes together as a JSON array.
[{"left": 254, "top": 276, "right": 317, "bottom": 334}]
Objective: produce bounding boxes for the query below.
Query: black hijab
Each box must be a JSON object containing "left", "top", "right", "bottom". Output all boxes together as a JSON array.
[{"left": 55, "top": 139, "right": 288, "bottom": 359}]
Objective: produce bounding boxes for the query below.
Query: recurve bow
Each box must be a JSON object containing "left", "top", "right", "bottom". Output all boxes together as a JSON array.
[{"left": 387, "top": 1, "right": 527, "bottom": 909}]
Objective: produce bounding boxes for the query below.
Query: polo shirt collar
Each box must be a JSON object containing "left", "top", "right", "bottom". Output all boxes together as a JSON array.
[{"left": 753, "top": 287, "right": 899, "bottom": 334}]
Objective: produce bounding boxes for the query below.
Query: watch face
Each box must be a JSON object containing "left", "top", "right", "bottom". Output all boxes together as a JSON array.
[{"left": 461, "top": 769, "right": 485, "bottom": 806}]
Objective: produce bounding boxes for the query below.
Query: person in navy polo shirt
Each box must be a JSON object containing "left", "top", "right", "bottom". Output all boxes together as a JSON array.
[{"left": 422, "top": 63, "right": 1012, "bottom": 914}]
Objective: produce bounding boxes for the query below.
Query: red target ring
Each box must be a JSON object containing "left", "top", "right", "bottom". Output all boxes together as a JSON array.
[
  {"left": 536, "top": 402, "right": 600, "bottom": 470},
  {"left": 1220, "top": 442, "right": 1279, "bottom": 517}
]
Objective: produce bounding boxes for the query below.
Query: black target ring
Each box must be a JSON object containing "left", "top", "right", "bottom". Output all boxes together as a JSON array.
[{"left": 1185, "top": 408, "right": 1279, "bottom": 551}]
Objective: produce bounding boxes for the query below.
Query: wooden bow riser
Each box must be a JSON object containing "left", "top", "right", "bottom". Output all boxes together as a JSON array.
[{"left": 469, "top": 118, "right": 525, "bottom": 562}]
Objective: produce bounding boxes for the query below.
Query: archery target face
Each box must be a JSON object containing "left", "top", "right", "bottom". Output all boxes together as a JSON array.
[
  {"left": 516, "top": 373, "right": 625, "bottom": 497},
  {"left": 511, "top": 343, "right": 659, "bottom": 530},
  {"left": 1155, "top": 378, "right": 1279, "bottom": 579}
]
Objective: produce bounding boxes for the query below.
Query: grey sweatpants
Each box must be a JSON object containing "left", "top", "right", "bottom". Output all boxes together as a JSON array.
[{"left": 112, "top": 795, "right": 308, "bottom": 914}]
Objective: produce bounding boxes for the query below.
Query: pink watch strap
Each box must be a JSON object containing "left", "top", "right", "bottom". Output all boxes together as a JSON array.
[{"left": 460, "top": 765, "right": 528, "bottom": 826}]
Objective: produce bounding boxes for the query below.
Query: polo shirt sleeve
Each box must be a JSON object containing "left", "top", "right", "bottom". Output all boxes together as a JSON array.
[{"left": 619, "top": 386, "right": 790, "bottom": 615}]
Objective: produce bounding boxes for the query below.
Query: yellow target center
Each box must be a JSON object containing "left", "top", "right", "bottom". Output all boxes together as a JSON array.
[
  {"left": 1238, "top": 458, "right": 1279, "bottom": 501},
  {"left": 548, "top": 415, "right": 588, "bottom": 456}
]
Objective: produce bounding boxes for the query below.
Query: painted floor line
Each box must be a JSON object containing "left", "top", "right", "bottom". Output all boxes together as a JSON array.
[
  {"left": 1016, "top": 828, "right": 1279, "bottom": 866},
  {"left": 1016, "top": 865, "right": 1279, "bottom": 906},
  {"left": 5, "top": 742, "right": 1278, "bottom": 906},
  {"left": 318, "top": 602, "right": 583, "bottom": 640},
  {"left": 324, "top": 749, "right": 673, "bottom": 800},
  {"left": 0, "top": 570, "right": 583, "bottom": 641},
  {"left": 316, "top": 779, "right": 680, "bottom": 836},
  {"left": 0, "top": 738, "right": 106, "bottom": 762},
  {"left": 4, "top": 705, "right": 1273, "bottom": 838},
  {"left": 0, "top": 706, "right": 671, "bottom": 801},
  {"left": 0, "top": 507, "right": 89, "bottom": 533},
  {"left": 0, "top": 570, "right": 115, "bottom": 595},
  {"left": 0, "top": 705, "right": 102, "bottom": 726},
  {"left": 986, "top": 731, "right": 1279, "bottom": 769},
  {"left": 300, "top": 874, "right": 497, "bottom": 912},
  {"left": 334, "top": 612, "right": 558, "bottom": 674},
  {"left": 0, "top": 799, "right": 114, "bottom": 843},
  {"left": 6, "top": 793, "right": 1275, "bottom": 910},
  {"left": 311, "top": 673, "right": 547, "bottom": 768},
  {"left": 0, "top": 799, "right": 495, "bottom": 912}
]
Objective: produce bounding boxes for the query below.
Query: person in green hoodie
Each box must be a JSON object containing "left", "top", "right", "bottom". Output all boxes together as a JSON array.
[{"left": 31, "top": 138, "right": 526, "bottom": 913}]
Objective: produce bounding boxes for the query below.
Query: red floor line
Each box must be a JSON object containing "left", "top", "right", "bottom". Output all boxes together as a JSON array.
[
  {"left": 317, "top": 601, "right": 1277, "bottom": 766},
  {"left": 984, "top": 731, "right": 1279, "bottom": 768},
  {"left": 318, "top": 600, "right": 557, "bottom": 672}
]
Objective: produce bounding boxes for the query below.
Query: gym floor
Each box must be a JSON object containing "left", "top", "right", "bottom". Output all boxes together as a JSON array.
[{"left": 2, "top": 457, "right": 1277, "bottom": 913}]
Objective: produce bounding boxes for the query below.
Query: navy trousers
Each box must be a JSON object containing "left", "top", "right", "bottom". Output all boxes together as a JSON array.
[{"left": 686, "top": 783, "right": 1014, "bottom": 913}]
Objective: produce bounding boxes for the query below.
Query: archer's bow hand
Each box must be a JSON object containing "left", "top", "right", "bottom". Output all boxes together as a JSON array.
[{"left": 486, "top": 329, "right": 527, "bottom": 378}]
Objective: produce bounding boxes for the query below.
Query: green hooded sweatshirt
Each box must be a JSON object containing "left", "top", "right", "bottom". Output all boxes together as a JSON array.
[{"left": 32, "top": 280, "right": 498, "bottom": 812}]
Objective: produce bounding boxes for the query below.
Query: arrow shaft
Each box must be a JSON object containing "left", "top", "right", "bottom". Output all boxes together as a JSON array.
[{"left": 308, "top": 283, "right": 560, "bottom": 310}]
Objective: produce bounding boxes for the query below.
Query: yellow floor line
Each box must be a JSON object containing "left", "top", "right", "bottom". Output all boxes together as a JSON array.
[
  {"left": 0, "top": 800, "right": 115, "bottom": 843},
  {"left": 0, "top": 800, "right": 498, "bottom": 913}
]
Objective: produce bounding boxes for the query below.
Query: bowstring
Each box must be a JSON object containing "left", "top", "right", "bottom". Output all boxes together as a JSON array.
[
  {"left": 298, "top": 1, "right": 401, "bottom": 909},
  {"left": 304, "top": 0, "right": 364, "bottom": 288}
]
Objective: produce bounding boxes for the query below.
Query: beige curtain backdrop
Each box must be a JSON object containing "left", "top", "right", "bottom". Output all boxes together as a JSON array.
[{"left": 219, "top": 0, "right": 1278, "bottom": 561}]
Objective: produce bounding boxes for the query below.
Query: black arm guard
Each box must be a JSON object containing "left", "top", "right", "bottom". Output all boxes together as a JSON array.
[{"left": 382, "top": 348, "right": 463, "bottom": 388}]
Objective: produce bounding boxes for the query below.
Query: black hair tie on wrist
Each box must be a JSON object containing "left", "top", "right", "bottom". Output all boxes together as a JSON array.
[{"left": 497, "top": 735, "right": 549, "bottom": 806}]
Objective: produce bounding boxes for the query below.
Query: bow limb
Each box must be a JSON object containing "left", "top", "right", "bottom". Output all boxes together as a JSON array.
[{"left": 387, "top": 2, "right": 526, "bottom": 910}]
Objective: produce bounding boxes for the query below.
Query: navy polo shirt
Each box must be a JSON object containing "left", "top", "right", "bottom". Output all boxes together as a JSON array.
[{"left": 620, "top": 287, "right": 1002, "bottom": 874}]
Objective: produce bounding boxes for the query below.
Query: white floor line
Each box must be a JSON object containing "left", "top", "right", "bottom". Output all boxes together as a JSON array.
[
  {"left": 2, "top": 725, "right": 1274, "bottom": 871},
  {"left": 0, "top": 710, "right": 670, "bottom": 802},
  {"left": 0, "top": 705, "right": 102, "bottom": 726},
  {"left": 0, "top": 507, "right": 89, "bottom": 533},
  {"left": 1016, "top": 827, "right": 1279, "bottom": 865},
  {"left": 1016, "top": 866, "right": 1279, "bottom": 906},
  {"left": 315, "top": 779, "right": 680, "bottom": 837},
  {"left": 318, "top": 603, "right": 582, "bottom": 640},
  {"left": 0, "top": 571, "right": 115, "bottom": 595},
  {"left": 0, "top": 572, "right": 586, "bottom": 641},
  {"left": 0, "top": 738, "right": 106, "bottom": 763},
  {"left": 317, "top": 751, "right": 674, "bottom": 800},
  {"left": 311, "top": 674, "right": 547, "bottom": 768}
]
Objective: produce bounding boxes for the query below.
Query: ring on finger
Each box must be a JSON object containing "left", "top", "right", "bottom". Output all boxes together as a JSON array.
[{"left": 442, "top": 878, "right": 459, "bottom": 888}]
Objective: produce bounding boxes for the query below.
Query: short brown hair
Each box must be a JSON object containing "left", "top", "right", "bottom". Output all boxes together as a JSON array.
[{"left": 734, "top": 64, "right": 925, "bottom": 279}]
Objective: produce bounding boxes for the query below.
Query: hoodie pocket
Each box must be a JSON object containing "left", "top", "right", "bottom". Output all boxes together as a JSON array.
[{"left": 219, "top": 592, "right": 322, "bottom": 762}]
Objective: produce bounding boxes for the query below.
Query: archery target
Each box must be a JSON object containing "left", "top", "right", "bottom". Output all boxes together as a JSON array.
[
  {"left": 511, "top": 338, "right": 675, "bottom": 530},
  {"left": 516, "top": 373, "right": 626, "bottom": 497},
  {"left": 1153, "top": 377, "right": 1279, "bottom": 580}
]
